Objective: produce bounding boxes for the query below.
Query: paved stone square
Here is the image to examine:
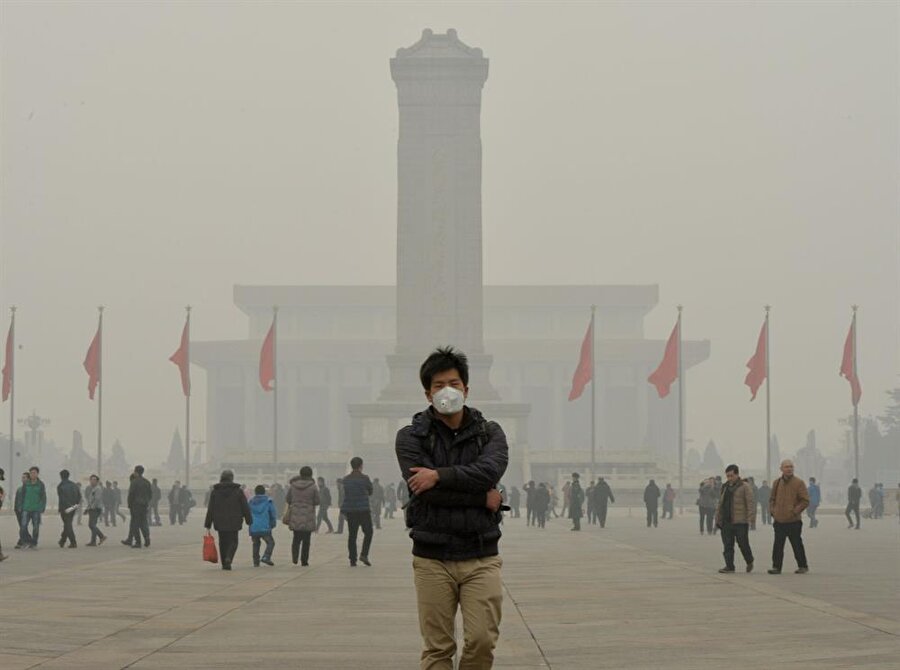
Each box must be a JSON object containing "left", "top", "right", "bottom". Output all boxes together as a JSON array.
[{"left": 0, "top": 507, "right": 897, "bottom": 669}]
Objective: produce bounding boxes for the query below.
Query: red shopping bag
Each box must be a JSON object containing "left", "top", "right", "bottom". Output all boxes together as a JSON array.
[{"left": 203, "top": 532, "right": 219, "bottom": 564}]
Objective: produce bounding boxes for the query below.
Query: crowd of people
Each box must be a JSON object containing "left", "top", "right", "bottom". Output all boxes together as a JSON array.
[{"left": 0, "top": 462, "right": 895, "bottom": 567}]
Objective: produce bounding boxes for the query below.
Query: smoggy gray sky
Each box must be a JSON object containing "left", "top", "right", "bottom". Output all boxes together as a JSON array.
[{"left": 1, "top": 1, "right": 897, "bottom": 469}]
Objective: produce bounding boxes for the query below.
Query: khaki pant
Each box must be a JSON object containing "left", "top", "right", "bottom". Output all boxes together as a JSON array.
[{"left": 413, "top": 555, "right": 503, "bottom": 670}]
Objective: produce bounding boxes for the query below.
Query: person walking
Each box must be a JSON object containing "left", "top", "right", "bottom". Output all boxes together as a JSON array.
[
  {"left": 561, "top": 480, "right": 571, "bottom": 518},
  {"left": 757, "top": 480, "right": 771, "bottom": 525},
  {"left": 508, "top": 486, "right": 521, "bottom": 518},
  {"left": 568, "top": 473, "right": 584, "bottom": 531},
  {"left": 807, "top": 477, "right": 821, "bottom": 528},
  {"left": 102, "top": 481, "right": 116, "bottom": 527},
  {"left": 534, "top": 483, "right": 550, "bottom": 528},
  {"left": 395, "top": 347, "right": 508, "bottom": 670},
  {"left": 315, "top": 476, "right": 334, "bottom": 533},
  {"left": 125, "top": 466, "right": 152, "bottom": 549},
  {"left": 593, "top": 477, "right": 615, "bottom": 528},
  {"left": 19, "top": 467, "right": 46, "bottom": 549},
  {"left": 335, "top": 477, "right": 346, "bottom": 534},
  {"left": 112, "top": 481, "right": 126, "bottom": 524},
  {"left": 384, "top": 482, "right": 397, "bottom": 520},
  {"left": 768, "top": 459, "right": 810, "bottom": 574},
  {"left": 168, "top": 481, "right": 182, "bottom": 525},
  {"left": 643, "top": 479, "right": 661, "bottom": 528},
  {"left": 83, "top": 474, "right": 107, "bottom": 546},
  {"left": 584, "top": 480, "right": 595, "bottom": 524},
  {"left": 845, "top": 478, "right": 862, "bottom": 529},
  {"left": 340, "top": 457, "right": 374, "bottom": 566},
  {"left": 56, "top": 469, "right": 81, "bottom": 549},
  {"left": 662, "top": 484, "right": 676, "bottom": 519},
  {"left": 179, "top": 485, "right": 195, "bottom": 522},
  {"left": 248, "top": 484, "right": 277, "bottom": 567},
  {"left": 715, "top": 465, "right": 755, "bottom": 573},
  {"left": 13, "top": 472, "right": 28, "bottom": 548},
  {"left": 149, "top": 478, "right": 162, "bottom": 526},
  {"left": 524, "top": 480, "right": 536, "bottom": 526},
  {"left": 286, "top": 466, "right": 319, "bottom": 566},
  {"left": 370, "top": 477, "right": 384, "bottom": 530},
  {"left": 204, "top": 470, "right": 252, "bottom": 571},
  {"left": 698, "top": 478, "right": 718, "bottom": 535}
]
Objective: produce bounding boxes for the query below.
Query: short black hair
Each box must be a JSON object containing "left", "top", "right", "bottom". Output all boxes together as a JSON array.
[
  {"left": 254, "top": 484, "right": 266, "bottom": 495},
  {"left": 300, "top": 466, "right": 313, "bottom": 478},
  {"left": 725, "top": 464, "right": 739, "bottom": 475},
  {"left": 852, "top": 478, "right": 858, "bottom": 483},
  {"left": 419, "top": 347, "right": 469, "bottom": 390},
  {"left": 350, "top": 456, "right": 363, "bottom": 470},
  {"left": 135, "top": 465, "right": 145, "bottom": 475},
  {"left": 59, "top": 469, "right": 70, "bottom": 480},
  {"left": 30, "top": 466, "right": 39, "bottom": 473}
]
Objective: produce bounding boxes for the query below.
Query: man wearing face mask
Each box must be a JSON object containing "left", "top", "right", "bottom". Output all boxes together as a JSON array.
[{"left": 396, "top": 347, "right": 509, "bottom": 670}]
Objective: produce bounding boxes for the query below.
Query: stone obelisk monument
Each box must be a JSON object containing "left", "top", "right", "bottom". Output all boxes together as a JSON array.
[
  {"left": 349, "top": 29, "right": 528, "bottom": 477},
  {"left": 379, "top": 28, "right": 499, "bottom": 402}
]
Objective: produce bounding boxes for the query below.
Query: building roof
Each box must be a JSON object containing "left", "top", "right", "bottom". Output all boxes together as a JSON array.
[{"left": 233, "top": 284, "right": 659, "bottom": 315}]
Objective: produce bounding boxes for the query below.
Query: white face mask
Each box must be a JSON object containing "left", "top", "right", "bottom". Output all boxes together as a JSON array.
[{"left": 432, "top": 386, "right": 465, "bottom": 415}]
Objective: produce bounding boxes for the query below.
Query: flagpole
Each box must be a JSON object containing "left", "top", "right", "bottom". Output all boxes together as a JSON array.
[
  {"left": 590, "top": 304, "right": 596, "bottom": 475},
  {"left": 851, "top": 305, "right": 859, "bottom": 480},
  {"left": 764, "top": 305, "right": 771, "bottom": 485},
  {"left": 272, "top": 305, "right": 279, "bottom": 477},
  {"left": 97, "top": 306, "right": 104, "bottom": 478},
  {"left": 676, "top": 305, "right": 683, "bottom": 514},
  {"left": 185, "top": 306, "right": 191, "bottom": 488},
  {"left": 8, "top": 306, "right": 16, "bottom": 483}
]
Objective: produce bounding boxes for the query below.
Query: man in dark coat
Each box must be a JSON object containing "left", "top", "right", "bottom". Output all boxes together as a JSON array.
[
  {"left": 168, "top": 481, "right": 182, "bottom": 525},
  {"left": 125, "top": 466, "right": 153, "bottom": 548},
  {"left": 524, "top": 480, "right": 536, "bottom": 526},
  {"left": 149, "top": 478, "right": 162, "bottom": 526},
  {"left": 179, "top": 485, "right": 194, "bottom": 522},
  {"left": 204, "top": 469, "right": 252, "bottom": 570},
  {"left": 593, "top": 477, "right": 615, "bottom": 528},
  {"left": 644, "top": 479, "right": 661, "bottom": 528},
  {"left": 396, "top": 347, "right": 508, "bottom": 669},
  {"left": 568, "top": 473, "right": 585, "bottom": 531},
  {"left": 316, "top": 476, "right": 334, "bottom": 533},
  {"left": 370, "top": 477, "right": 384, "bottom": 529},
  {"left": 56, "top": 469, "right": 82, "bottom": 548},
  {"left": 340, "top": 458, "right": 373, "bottom": 566},
  {"left": 102, "top": 481, "right": 116, "bottom": 526}
]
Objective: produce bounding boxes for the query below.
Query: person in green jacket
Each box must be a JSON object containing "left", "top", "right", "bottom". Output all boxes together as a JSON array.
[{"left": 20, "top": 466, "right": 47, "bottom": 549}]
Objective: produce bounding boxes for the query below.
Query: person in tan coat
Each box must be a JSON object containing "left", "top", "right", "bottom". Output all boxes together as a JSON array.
[
  {"left": 768, "top": 459, "right": 810, "bottom": 574},
  {"left": 715, "top": 464, "right": 755, "bottom": 573},
  {"left": 285, "top": 466, "right": 320, "bottom": 566}
]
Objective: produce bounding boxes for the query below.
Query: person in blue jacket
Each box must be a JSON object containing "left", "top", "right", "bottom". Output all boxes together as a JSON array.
[
  {"left": 807, "top": 477, "right": 821, "bottom": 528},
  {"left": 248, "top": 484, "right": 277, "bottom": 567}
]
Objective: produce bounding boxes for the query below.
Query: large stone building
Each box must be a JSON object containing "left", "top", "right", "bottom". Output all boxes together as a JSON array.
[{"left": 192, "top": 283, "right": 710, "bottom": 484}]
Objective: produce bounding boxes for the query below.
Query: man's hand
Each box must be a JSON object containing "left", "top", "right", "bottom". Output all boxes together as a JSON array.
[
  {"left": 408, "top": 467, "right": 440, "bottom": 495},
  {"left": 486, "top": 489, "right": 502, "bottom": 512}
]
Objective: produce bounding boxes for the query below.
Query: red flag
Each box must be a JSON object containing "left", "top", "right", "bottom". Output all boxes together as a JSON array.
[
  {"left": 259, "top": 318, "right": 275, "bottom": 391},
  {"left": 169, "top": 320, "right": 190, "bottom": 396},
  {"left": 1, "top": 320, "right": 12, "bottom": 402},
  {"left": 648, "top": 320, "right": 679, "bottom": 398},
  {"left": 568, "top": 319, "right": 593, "bottom": 401},
  {"left": 840, "top": 320, "right": 861, "bottom": 406},
  {"left": 84, "top": 325, "right": 101, "bottom": 400},
  {"left": 744, "top": 321, "right": 767, "bottom": 401}
]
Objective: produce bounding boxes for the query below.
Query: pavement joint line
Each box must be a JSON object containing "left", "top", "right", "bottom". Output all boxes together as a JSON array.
[
  {"left": 0, "top": 538, "right": 202, "bottom": 588},
  {"left": 25, "top": 544, "right": 342, "bottom": 669},
  {"left": 118, "top": 548, "right": 347, "bottom": 669},
  {"left": 607, "top": 539, "right": 900, "bottom": 638},
  {"left": 501, "top": 580, "right": 553, "bottom": 669}
]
